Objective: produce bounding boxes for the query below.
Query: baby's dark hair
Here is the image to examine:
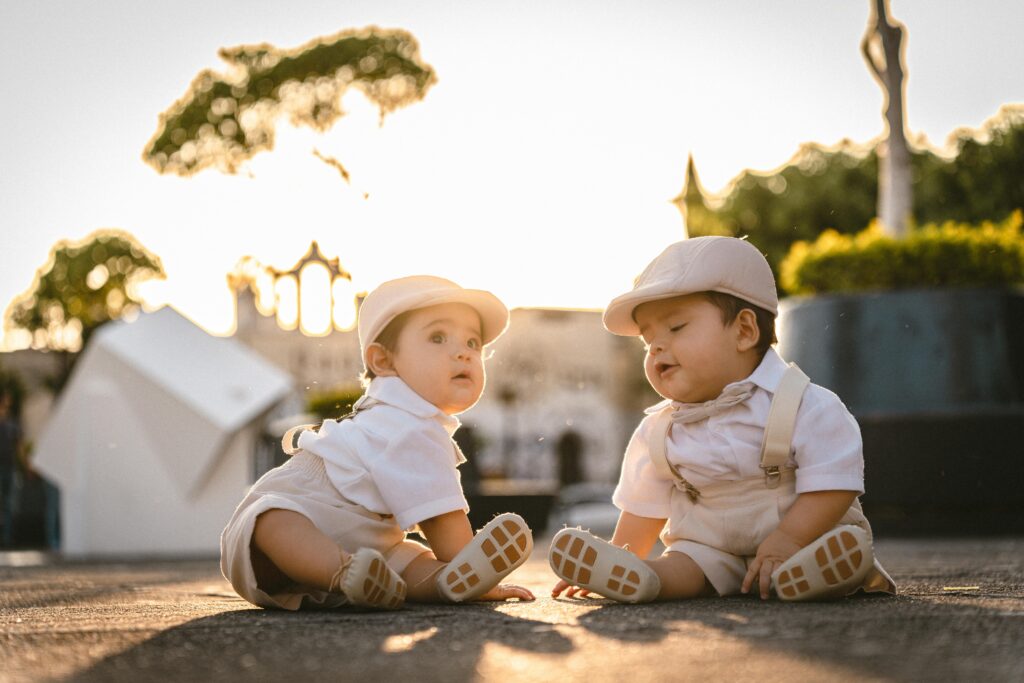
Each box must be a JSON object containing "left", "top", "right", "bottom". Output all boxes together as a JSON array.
[
  {"left": 361, "top": 310, "right": 415, "bottom": 385},
  {"left": 701, "top": 291, "right": 777, "bottom": 358}
]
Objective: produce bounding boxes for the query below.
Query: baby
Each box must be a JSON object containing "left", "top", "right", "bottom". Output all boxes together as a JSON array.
[
  {"left": 222, "top": 275, "right": 534, "bottom": 609},
  {"left": 550, "top": 237, "right": 896, "bottom": 602}
]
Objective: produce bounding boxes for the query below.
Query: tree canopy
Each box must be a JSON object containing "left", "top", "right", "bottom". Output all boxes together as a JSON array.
[
  {"left": 143, "top": 27, "right": 436, "bottom": 176},
  {"left": 5, "top": 230, "right": 164, "bottom": 352},
  {"left": 686, "top": 104, "right": 1024, "bottom": 277}
]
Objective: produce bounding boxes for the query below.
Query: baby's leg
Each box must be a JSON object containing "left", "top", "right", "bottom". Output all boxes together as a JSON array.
[
  {"left": 647, "top": 551, "right": 716, "bottom": 599},
  {"left": 252, "top": 508, "right": 342, "bottom": 591},
  {"left": 400, "top": 553, "right": 447, "bottom": 602},
  {"left": 253, "top": 508, "right": 406, "bottom": 609},
  {"left": 401, "top": 513, "right": 534, "bottom": 603},
  {"left": 550, "top": 528, "right": 712, "bottom": 602}
]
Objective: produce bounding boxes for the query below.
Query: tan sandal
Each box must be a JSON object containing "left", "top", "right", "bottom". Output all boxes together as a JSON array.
[
  {"left": 438, "top": 513, "right": 533, "bottom": 602},
  {"left": 772, "top": 525, "right": 874, "bottom": 602},
  {"left": 548, "top": 527, "right": 660, "bottom": 603},
  {"left": 330, "top": 547, "right": 407, "bottom": 609}
]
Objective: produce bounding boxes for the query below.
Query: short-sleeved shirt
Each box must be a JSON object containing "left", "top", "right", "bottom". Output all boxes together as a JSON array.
[
  {"left": 613, "top": 348, "right": 864, "bottom": 520},
  {"left": 296, "top": 376, "right": 469, "bottom": 531}
]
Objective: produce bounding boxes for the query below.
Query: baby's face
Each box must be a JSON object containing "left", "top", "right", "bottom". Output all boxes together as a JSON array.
[
  {"left": 390, "top": 302, "right": 486, "bottom": 415},
  {"left": 635, "top": 294, "right": 751, "bottom": 404}
]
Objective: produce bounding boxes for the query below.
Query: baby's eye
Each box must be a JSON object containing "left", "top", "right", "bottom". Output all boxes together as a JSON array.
[
  {"left": 467, "top": 338, "right": 481, "bottom": 350},
  {"left": 670, "top": 323, "right": 686, "bottom": 333},
  {"left": 430, "top": 332, "right": 446, "bottom": 344}
]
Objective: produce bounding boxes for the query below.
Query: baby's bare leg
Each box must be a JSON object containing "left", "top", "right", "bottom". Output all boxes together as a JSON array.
[
  {"left": 647, "top": 551, "right": 715, "bottom": 599},
  {"left": 400, "top": 553, "right": 447, "bottom": 602},
  {"left": 252, "top": 508, "right": 343, "bottom": 592}
]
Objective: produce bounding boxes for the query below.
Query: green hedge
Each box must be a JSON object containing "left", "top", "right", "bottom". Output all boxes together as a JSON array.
[
  {"left": 780, "top": 210, "right": 1024, "bottom": 295},
  {"left": 305, "top": 385, "right": 364, "bottom": 420}
]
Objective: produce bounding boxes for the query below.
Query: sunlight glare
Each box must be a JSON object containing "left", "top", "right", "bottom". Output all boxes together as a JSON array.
[
  {"left": 332, "top": 277, "right": 358, "bottom": 331},
  {"left": 275, "top": 275, "right": 298, "bottom": 331},
  {"left": 299, "top": 264, "right": 331, "bottom": 336}
]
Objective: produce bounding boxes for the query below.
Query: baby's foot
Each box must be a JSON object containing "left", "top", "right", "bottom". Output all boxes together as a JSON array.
[
  {"left": 772, "top": 525, "right": 873, "bottom": 601},
  {"left": 438, "top": 513, "right": 533, "bottom": 602},
  {"left": 548, "top": 527, "right": 660, "bottom": 603},
  {"left": 331, "top": 547, "right": 407, "bottom": 609}
]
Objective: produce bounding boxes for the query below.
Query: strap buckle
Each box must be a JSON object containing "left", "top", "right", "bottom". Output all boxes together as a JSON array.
[{"left": 762, "top": 465, "right": 782, "bottom": 489}]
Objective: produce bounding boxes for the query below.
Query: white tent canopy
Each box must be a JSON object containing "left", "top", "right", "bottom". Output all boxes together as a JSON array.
[{"left": 33, "top": 307, "right": 292, "bottom": 556}]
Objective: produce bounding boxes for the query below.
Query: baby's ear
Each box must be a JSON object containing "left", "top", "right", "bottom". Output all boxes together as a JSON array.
[
  {"left": 365, "top": 343, "right": 397, "bottom": 377},
  {"left": 735, "top": 309, "right": 761, "bottom": 352}
]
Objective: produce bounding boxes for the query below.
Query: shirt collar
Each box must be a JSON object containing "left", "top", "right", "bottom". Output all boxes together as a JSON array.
[
  {"left": 643, "top": 347, "right": 789, "bottom": 415},
  {"left": 741, "top": 347, "right": 789, "bottom": 395},
  {"left": 365, "top": 376, "right": 461, "bottom": 435}
]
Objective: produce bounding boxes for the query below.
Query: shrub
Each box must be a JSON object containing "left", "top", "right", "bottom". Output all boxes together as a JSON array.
[
  {"left": 780, "top": 211, "right": 1024, "bottom": 295},
  {"left": 305, "top": 385, "right": 364, "bottom": 420}
]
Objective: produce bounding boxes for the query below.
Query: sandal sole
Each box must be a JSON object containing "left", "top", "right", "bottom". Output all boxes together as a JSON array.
[
  {"left": 774, "top": 525, "right": 872, "bottom": 601},
  {"left": 441, "top": 513, "right": 532, "bottom": 601},
  {"left": 345, "top": 549, "right": 407, "bottom": 609},
  {"left": 549, "top": 528, "right": 659, "bottom": 603}
]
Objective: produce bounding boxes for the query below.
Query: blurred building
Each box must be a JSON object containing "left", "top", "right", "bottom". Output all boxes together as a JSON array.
[{"left": 230, "top": 244, "right": 656, "bottom": 487}]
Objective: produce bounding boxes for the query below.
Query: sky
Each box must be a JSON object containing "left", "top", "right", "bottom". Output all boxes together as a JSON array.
[{"left": 1, "top": 0, "right": 1022, "bottom": 348}]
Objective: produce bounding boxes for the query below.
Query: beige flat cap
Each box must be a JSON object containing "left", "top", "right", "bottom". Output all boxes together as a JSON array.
[
  {"left": 358, "top": 275, "right": 509, "bottom": 364},
  {"left": 603, "top": 237, "right": 777, "bottom": 336}
]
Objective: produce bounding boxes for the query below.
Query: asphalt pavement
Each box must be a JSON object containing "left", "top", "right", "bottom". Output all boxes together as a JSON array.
[{"left": 2, "top": 536, "right": 1023, "bottom": 682}]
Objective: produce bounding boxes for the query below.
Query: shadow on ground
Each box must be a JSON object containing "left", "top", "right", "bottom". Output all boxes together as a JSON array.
[{"left": 74, "top": 603, "right": 573, "bottom": 682}]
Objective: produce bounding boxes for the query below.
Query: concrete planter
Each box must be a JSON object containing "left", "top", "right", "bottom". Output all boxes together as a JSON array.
[{"left": 778, "top": 287, "right": 1024, "bottom": 534}]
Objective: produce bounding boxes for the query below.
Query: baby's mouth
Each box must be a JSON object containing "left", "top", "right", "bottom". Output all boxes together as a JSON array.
[
  {"left": 656, "top": 362, "right": 677, "bottom": 376},
  {"left": 453, "top": 372, "right": 472, "bottom": 381}
]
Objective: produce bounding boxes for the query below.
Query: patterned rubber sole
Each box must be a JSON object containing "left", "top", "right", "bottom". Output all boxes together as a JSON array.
[
  {"left": 443, "top": 517, "right": 531, "bottom": 596},
  {"left": 550, "top": 531, "right": 645, "bottom": 599},
  {"left": 775, "top": 528, "right": 866, "bottom": 600},
  {"left": 351, "top": 555, "right": 406, "bottom": 609}
]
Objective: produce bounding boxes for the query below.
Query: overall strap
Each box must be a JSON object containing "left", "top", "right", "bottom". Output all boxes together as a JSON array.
[
  {"left": 647, "top": 407, "right": 675, "bottom": 481},
  {"left": 281, "top": 395, "right": 380, "bottom": 456},
  {"left": 647, "top": 406, "right": 702, "bottom": 501},
  {"left": 759, "top": 363, "right": 810, "bottom": 488}
]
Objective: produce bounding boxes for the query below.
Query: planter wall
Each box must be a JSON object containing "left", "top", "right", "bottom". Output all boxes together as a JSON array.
[{"left": 778, "top": 287, "right": 1024, "bottom": 534}]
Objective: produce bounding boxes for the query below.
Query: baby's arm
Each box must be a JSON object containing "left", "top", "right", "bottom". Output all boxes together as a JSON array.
[
  {"left": 551, "top": 510, "right": 666, "bottom": 597},
  {"left": 741, "top": 490, "right": 858, "bottom": 599},
  {"left": 418, "top": 510, "right": 534, "bottom": 601}
]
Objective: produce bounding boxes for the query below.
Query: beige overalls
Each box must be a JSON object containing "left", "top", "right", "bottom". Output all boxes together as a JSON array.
[
  {"left": 647, "top": 363, "right": 897, "bottom": 597},
  {"left": 219, "top": 403, "right": 432, "bottom": 610}
]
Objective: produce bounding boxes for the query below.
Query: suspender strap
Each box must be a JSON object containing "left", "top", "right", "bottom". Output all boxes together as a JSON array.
[
  {"left": 646, "top": 363, "right": 811, "bottom": 497},
  {"left": 647, "top": 407, "right": 702, "bottom": 501},
  {"left": 282, "top": 424, "right": 319, "bottom": 456},
  {"left": 758, "top": 364, "right": 810, "bottom": 488},
  {"left": 647, "top": 407, "right": 675, "bottom": 481},
  {"left": 280, "top": 396, "right": 381, "bottom": 456}
]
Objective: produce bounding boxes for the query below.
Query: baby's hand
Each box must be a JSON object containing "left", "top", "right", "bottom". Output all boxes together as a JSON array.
[
  {"left": 477, "top": 583, "right": 535, "bottom": 602},
  {"left": 742, "top": 529, "right": 803, "bottom": 600},
  {"left": 551, "top": 578, "right": 591, "bottom": 599}
]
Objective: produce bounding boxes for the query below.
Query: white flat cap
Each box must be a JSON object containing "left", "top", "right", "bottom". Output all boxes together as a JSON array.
[
  {"left": 603, "top": 237, "right": 778, "bottom": 336},
  {"left": 358, "top": 275, "right": 509, "bottom": 364}
]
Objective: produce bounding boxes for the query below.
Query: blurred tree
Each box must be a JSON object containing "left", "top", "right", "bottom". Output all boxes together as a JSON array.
[
  {"left": 5, "top": 230, "right": 164, "bottom": 354},
  {"left": 861, "top": 0, "right": 912, "bottom": 237},
  {"left": 915, "top": 104, "right": 1024, "bottom": 225},
  {"left": 681, "top": 106, "right": 1024, "bottom": 279},
  {"left": 697, "top": 141, "right": 880, "bottom": 275},
  {"left": 143, "top": 27, "right": 436, "bottom": 176},
  {"left": 671, "top": 155, "right": 730, "bottom": 239}
]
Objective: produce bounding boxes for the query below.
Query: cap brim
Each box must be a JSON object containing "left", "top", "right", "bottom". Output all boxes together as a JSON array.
[
  {"left": 414, "top": 288, "right": 510, "bottom": 345},
  {"left": 603, "top": 288, "right": 685, "bottom": 336}
]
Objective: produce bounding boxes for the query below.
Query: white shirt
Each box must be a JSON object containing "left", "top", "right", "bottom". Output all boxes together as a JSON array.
[
  {"left": 296, "top": 376, "right": 469, "bottom": 531},
  {"left": 613, "top": 348, "right": 864, "bottom": 520}
]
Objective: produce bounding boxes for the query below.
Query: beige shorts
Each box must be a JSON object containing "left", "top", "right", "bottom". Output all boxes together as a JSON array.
[
  {"left": 661, "top": 473, "right": 877, "bottom": 596},
  {"left": 220, "top": 452, "right": 430, "bottom": 610}
]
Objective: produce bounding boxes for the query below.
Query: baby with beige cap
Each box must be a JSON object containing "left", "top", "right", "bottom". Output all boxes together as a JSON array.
[
  {"left": 221, "top": 276, "right": 534, "bottom": 610},
  {"left": 549, "top": 237, "right": 896, "bottom": 603}
]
